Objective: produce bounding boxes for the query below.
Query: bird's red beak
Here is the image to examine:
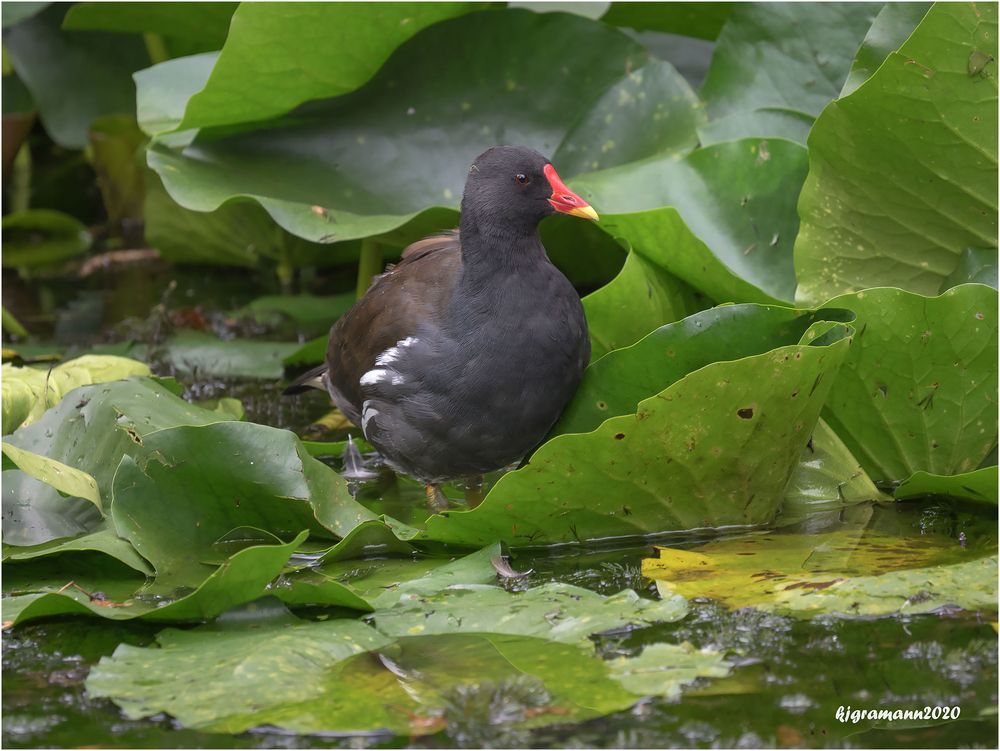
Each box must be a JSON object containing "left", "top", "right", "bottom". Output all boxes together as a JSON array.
[{"left": 544, "top": 164, "right": 599, "bottom": 221}]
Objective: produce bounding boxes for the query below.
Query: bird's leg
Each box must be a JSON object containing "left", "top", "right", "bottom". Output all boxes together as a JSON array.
[
  {"left": 425, "top": 483, "right": 449, "bottom": 512},
  {"left": 464, "top": 475, "right": 485, "bottom": 509}
]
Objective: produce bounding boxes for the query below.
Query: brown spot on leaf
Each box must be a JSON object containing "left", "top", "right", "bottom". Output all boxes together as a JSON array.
[
  {"left": 614, "top": 432, "right": 625, "bottom": 440},
  {"left": 737, "top": 407, "right": 754, "bottom": 419}
]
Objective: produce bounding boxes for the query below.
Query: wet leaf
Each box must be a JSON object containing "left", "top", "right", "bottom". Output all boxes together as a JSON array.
[
  {"left": 821, "top": 285, "right": 998, "bottom": 482},
  {"left": 419, "top": 322, "right": 852, "bottom": 546},
  {"left": 3, "top": 4, "right": 148, "bottom": 148},
  {"left": 1, "top": 209, "right": 92, "bottom": 268},
  {"left": 573, "top": 139, "right": 809, "bottom": 305},
  {"left": 2, "top": 527, "right": 151, "bottom": 576},
  {"left": 643, "top": 525, "right": 996, "bottom": 616},
  {"left": 701, "top": 3, "right": 877, "bottom": 120},
  {"left": 894, "top": 467, "right": 998, "bottom": 505},
  {"left": 794, "top": 3, "right": 998, "bottom": 303}
]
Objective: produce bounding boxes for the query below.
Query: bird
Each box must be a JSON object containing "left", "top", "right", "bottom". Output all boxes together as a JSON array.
[{"left": 286, "top": 145, "right": 598, "bottom": 509}]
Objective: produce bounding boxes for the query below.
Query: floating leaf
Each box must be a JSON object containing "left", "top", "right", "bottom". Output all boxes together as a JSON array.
[
  {"left": 794, "top": 3, "right": 998, "bottom": 303},
  {"left": 821, "top": 285, "right": 998, "bottom": 483},
  {"left": 643, "top": 525, "right": 996, "bottom": 616},
  {"left": 146, "top": 330, "right": 301, "bottom": 379},
  {"left": 607, "top": 642, "right": 731, "bottom": 699}
]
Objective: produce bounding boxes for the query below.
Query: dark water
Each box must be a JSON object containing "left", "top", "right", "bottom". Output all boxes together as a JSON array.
[{"left": 3, "top": 266, "right": 998, "bottom": 749}]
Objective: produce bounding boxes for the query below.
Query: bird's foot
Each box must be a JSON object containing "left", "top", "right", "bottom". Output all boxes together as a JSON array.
[
  {"left": 425, "top": 484, "right": 449, "bottom": 512},
  {"left": 464, "top": 475, "right": 485, "bottom": 509}
]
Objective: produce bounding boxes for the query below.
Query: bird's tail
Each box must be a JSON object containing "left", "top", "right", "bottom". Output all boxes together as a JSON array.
[{"left": 282, "top": 363, "right": 328, "bottom": 396}]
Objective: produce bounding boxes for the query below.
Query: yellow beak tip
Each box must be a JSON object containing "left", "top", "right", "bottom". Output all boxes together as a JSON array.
[{"left": 567, "top": 205, "right": 599, "bottom": 222}]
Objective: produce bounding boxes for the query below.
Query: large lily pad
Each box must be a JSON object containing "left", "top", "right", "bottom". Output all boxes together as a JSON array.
[
  {"left": 110, "top": 421, "right": 374, "bottom": 587},
  {"left": 2, "top": 377, "right": 229, "bottom": 547},
  {"left": 557, "top": 304, "right": 853, "bottom": 436},
  {"left": 794, "top": 3, "right": 998, "bottom": 304},
  {"left": 582, "top": 250, "right": 702, "bottom": 360},
  {"left": 85, "top": 584, "right": 715, "bottom": 736},
  {"left": 419, "top": 322, "right": 852, "bottom": 546},
  {"left": 1, "top": 354, "right": 150, "bottom": 433},
  {"left": 3, "top": 3, "right": 149, "bottom": 148},
  {"left": 700, "top": 3, "right": 878, "bottom": 120},
  {"left": 643, "top": 525, "right": 998, "bottom": 617},
  {"left": 840, "top": 2, "right": 931, "bottom": 97},
  {"left": 820, "top": 285, "right": 997, "bottom": 483},
  {"left": 173, "top": 3, "right": 478, "bottom": 132},
  {"left": 144, "top": 9, "right": 702, "bottom": 243},
  {"left": 572, "top": 139, "right": 809, "bottom": 305},
  {"left": 893, "top": 466, "right": 998, "bottom": 505},
  {"left": 146, "top": 330, "right": 301, "bottom": 379}
]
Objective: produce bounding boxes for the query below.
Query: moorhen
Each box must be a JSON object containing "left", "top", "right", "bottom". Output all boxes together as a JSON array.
[{"left": 287, "top": 146, "right": 598, "bottom": 507}]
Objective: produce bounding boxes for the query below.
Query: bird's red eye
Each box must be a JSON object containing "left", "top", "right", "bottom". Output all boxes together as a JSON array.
[{"left": 515, "top": 173, "right": 529, "bottom": 185}]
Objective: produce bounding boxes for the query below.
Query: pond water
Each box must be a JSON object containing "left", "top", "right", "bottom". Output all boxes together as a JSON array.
[{"left": 3, "top": 265, "right": 997, "bottom": 748}]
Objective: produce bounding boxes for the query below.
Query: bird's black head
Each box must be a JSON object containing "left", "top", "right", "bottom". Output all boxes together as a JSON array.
[{"left": 460, "top": 146, "right": 597, "bottom": 237}]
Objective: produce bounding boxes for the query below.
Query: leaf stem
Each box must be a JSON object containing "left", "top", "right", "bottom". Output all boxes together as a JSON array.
[{"left": 356, "top": 239, "right": 383, "bottom": 299}]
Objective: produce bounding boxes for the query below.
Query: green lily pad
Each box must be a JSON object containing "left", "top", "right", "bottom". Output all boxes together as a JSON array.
[
  {"left": 1, "top": 443, "right": 102, "bottom": 511},
  {"left": 821, "top": 285, "right": 998, "bottom": 483},
  {"left": 1, "top": 354, "right": 151, "bottom": 433},
  {"left": 643, "top": 524, "right": 997, "bottom": 617},
  {"left": 794, "top": 3, "right": 998, "bottom": 304},
  {"left": 110, "top": 421, "right": 374, "bottom": 588},
  {"left": 941, "top": 247, "right": 998, "bottom": 291},
  {"left": 145, "top": 172, "right": 361, "bottom": 268},
  {"left": 582, "top": 250, "right": 703, "bottom": 360},
  {"left": 557, "top": 304, "right": 854, "bottom": 437},
  {"left": 145, "top": 9, "right": 700, "bottom": 243},
  {"left": 572, "top": 139, "right": 809, "bottom": 305},
  {"left": 600, "top": 2, "right": 734, "bottom": 40},
  {"left": 700, "top": 3, "right": 877, "bottom": 120},
  {"left": 63, "top": 2, "right": 237, "bottom": 52},
  {"left": 240, "top": 294, "right": 355, "bottom": 339},
  {"left": 173, "top": 3, "right": 479, "bottom": 132},
  {"left": 3, "top": 4, "right": 148, "bottom": 148},
  {"left": 781, "top": 419, "right": 888, "bottom": 523},
  {"left": 2, "top": 377, "right": 230, "bottom": 547},
  {"left": 3, "top": 527, "right": 151, "bottom": 576},
  {"left": 607, "top": 642, "right": 731, "bottom": 699},
  {"left": 420, "top": 322, "right": 852, "bottom": 546},
  {"left": 134, "top": 53, "right": 216, "bottom": 136},
  {"left": 696, "top": 107, "right": 813, "bottom": 146},
  {"left": 2, "top": 532, "right": 307, "bottom": 625},
  {"left": 840, "top": 2, "right": 931, "bottom": 97},
  {"left": 146, "top": 330, "right": 301, "bottom": 379},
  {"left": 894, "top": 466, "right": 998, "bottom": 505},
  {"left": 1, "top": 209, "right": 92, "bottom": 268}
]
